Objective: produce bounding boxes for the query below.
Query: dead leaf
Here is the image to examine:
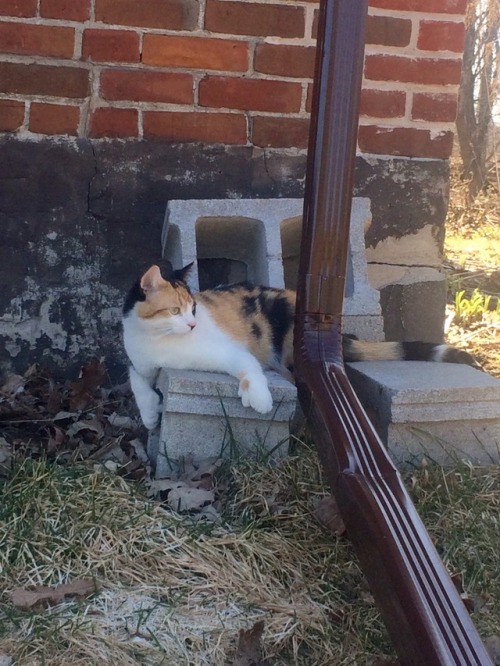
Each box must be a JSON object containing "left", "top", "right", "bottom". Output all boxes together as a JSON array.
[
  {"left": 0, "top": 437, "right": 11, "bottom": 462},
  {"left": 128, "top": 438, "right": 149, "bottom": 463},
  {"left": 234, "top": 619, "right": 265, "bottom": 666},
  {"left": 0, "top": 374, "right": 25, "bottom": 397},
  {"left": 46, "top": 426, "right": 65, "bottom": 455},
  {"left": 167, "top": 486, "right": 215, "bottom": 512},
  {"left": 107, "top": 412, "right": 136, "bottom": 430},
  {"left": 66, "top": 418, "right": 103, "bottom": 438},
  {"left": 69, "top": 359, "right": 106, "bottom": 411},
  {"left": 485, "top": 636, "right": 500, "bottom": 665},
  {"left": 11, "top": 579, "right": 96, "bottom": 610},
  {"left": 313, "top": 495, "right": 346, "bottom": 536},
  {"left": 53, "top": 410, "right": 78, "bottom": 421}
]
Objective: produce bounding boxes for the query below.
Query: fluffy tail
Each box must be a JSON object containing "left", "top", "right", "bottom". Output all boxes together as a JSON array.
[{"left": 342, "top": 338, "right": 479, "bottom": 368}]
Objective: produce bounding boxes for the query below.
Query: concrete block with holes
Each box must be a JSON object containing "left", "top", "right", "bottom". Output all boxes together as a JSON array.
[{"left": 147, "top": 197, "right": 382, "bottom": 471}]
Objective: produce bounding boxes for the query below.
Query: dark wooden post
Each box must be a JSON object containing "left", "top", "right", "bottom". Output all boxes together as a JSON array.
[{"left": 294, "top": 0, "right": 492, "bottom": 663}]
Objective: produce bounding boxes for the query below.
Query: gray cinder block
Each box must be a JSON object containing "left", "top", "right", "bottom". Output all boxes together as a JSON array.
[
  {"left": 346, "top": 361, "right": 500, "bottom": 466},
  {"left": 162, "top": 197, "right": 384, "bottom": 341},
  {"left": 149, "top": 369, "right": 297, "bottom": 478},
  {"left": 151, "top": 197, "right": 383, "bottom": 471}
]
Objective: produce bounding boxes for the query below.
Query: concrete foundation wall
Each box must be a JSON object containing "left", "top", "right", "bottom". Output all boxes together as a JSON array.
[{"left": 0, "top": 137, "right": 450, "bottom": 379}]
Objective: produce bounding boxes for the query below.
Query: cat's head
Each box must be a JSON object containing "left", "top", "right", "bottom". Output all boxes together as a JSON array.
[{"left": 124, "top": 263, "right": 197, "bottom": 335}]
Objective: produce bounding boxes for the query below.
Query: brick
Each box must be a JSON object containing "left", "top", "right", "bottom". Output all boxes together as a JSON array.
[
  {"left": 254, "top": 44, "right": 315, "bottom": 78},
  {"left": 252, "top": 116, "right": 310, "bottom": 149},
  {"left": 143, "top": 34, "right": 248, "bottom": 72},
  {"left": 95, "top": 0, "right": 198, "bottom": 30},
  {"left": 100, "top": 69, "right": 193, "bottom": 104},
  {"left": 40, "top": 0, "right": 90, "bottom": 21},
  {"left": 0, "top": 99, "right": 24, "bottom": 131},
  {"left": 82, "top": 29, "right": 140, "bottom": 63},
  {"left": 29, "top": 102, "right": 79, "bottom": 135},
  {"left": 366, "top": 15, "right": 412, "bottom": 47},
  {"left": 143, "top": 111, "right": 246, "bottom": 144},
  {"left": 0, "top": 21, "right": 75, "bottom": 58},
  {"left": 358, "top": 125, "right": 454, "bottom": 159},
  {"left": 365, "top": 55, "right": 462, "bottom": 86},
  {"left": 199, "top": 76, "right": 302, "bottom": 113},
  {"left": 205, "top": 0, "right": 304, "bottom": 38},
  {"left": 360, "top": 89, "right": 406, "bottom": 118},
  {"left": 0, "top": 0, "right": 36, "bottom": 17},
  {"left": 417, "top": 20, "right": 465, "bottom": 53},
  {"left": 306, "top": 82, "right": 313, "bottom": 113},
  {"left": 89, "top": 107, "right": 138, "bottom": 138},
  {"left": 412, "top": 92, "right": 458, "bottom": 122},
  {"left": 368, "top": 0, "right": 467, "bottom": 13},
  {"left": 0, "top": 62, "right": 89, "bottom": 98}
]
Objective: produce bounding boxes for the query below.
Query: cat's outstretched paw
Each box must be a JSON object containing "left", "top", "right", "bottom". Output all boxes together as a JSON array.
[
  {"left": 238, "top": 373, "right": 273, "bottom": 414},
  {"left": 138, "top": 392, "right": 162, "bottom": 430}
]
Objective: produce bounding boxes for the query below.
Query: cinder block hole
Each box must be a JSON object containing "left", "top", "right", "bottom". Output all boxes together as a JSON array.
[
  {"left": 280, "top": 215, "right": 302, "bottom": 290},
  {"left": 280, "top": 215, "right": 355, "bottom": 295},
  {"left": 195, "top": 216, "right": 269, "bottom": 289}
]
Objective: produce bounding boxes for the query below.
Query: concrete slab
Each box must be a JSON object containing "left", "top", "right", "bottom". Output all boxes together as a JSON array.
[
  {"left": 149, "top": 369, "right": 297, "bottom": 478},
  {"left": 347, "top": 361, "right": 500, "bottom": 466}
]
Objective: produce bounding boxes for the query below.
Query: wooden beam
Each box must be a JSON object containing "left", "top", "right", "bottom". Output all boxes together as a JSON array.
[{"left": 294, "top": 0, "right": 492, "bottom": 663}]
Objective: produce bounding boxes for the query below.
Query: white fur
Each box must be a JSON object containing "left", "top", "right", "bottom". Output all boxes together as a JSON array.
[
  {"left": 123, "top": 301, "right": 273, "bottom": 429},
  {"left": 430, "top": 344, "right": 450, "bottom": 363}
]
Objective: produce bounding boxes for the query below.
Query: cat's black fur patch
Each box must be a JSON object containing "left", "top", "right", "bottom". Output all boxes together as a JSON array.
[
  {"left": 213, "top": 281, "right": 255, "bottom": 293},
  {"left": 123, "top": 281, "right": 145, "bottom": 315},
  {"left": 402, "top": 341, "right": 476, "bottom": 366},
  {"left": 401, "top": 341, "right": 438, "bottom": 361},
  {"left": 258, "top": 291, "right": 292, "bottom": 358},
  {"left": 242, "top": 295, "right": 258, "bottom": 316},
  {"left": 251, "top": 322, "right": 262, "bottom": 339}
]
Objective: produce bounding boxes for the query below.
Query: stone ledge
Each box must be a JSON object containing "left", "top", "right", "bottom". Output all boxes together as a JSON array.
[
  {"left": 148, "top": 369, "right": 297, "bottom": 477},
  {"left": 346, "top": 361, "right": 500, "bottom": 466}
]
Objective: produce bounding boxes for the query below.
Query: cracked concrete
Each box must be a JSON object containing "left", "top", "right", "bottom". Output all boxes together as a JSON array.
[{"left": 0, "top": 136, "right": 451, "bottom": 377}]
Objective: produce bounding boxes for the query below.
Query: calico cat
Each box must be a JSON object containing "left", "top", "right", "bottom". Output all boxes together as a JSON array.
[{"left": 122, "top": 263, "right": 476, "bottom": 430}]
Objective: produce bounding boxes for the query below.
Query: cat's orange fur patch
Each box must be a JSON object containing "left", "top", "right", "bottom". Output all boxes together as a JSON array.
[
  {"left": 239, "top": 377, "right": 250, "bottom": 392},
  {"left": 137, "top": 284, "right": 193, "bottom": 319}
]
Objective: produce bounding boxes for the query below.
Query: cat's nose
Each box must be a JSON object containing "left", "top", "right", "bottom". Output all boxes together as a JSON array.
[{"left": 188, "top": 322, "right": 196, "bottom": 330}]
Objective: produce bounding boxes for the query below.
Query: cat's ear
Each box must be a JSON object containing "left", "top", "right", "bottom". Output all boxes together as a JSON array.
[
  {"left": 171, "top": 262, "right": 194, "bottom": 284},
  {"left": 140, "top": 265, "right": 165, "bottom": 293}
]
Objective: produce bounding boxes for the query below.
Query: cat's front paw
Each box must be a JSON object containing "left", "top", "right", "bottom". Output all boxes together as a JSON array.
[
  {"left": 238, "top": 374, "right": 273, "bottom": 414},
  {"left": 141, "top": 409, "right": 160, "bottom": 430},
  {"left": 139, "top": 393, "right": 162, "bottom": 430}
]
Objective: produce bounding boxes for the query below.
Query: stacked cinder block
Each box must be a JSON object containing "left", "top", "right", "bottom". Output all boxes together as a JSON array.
[
  {"left": 163, "top": 197, "right": 383, "bottom": 339},
  {"left": 151, "top": 197, "right": 381, "bottom": 470}
]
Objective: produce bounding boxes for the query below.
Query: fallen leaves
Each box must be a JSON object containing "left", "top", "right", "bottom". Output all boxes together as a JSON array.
[
  {"left": 484, "top": 635, "right": 500, "bottom": 665},
  {"left": 11, "top": 579, "right": 96, "bottom": 610},
  {"left": 313, "top": 494, "right": 346, "bottom": 536},
  {"left": 234, "top": 620, "right": 265, "bottom": 666},
  {"left": 0, "top": 360, "right": 148, "bottom": 480},
  {"left": 147, "top": 455, "right": 223, "bottom": 518}
]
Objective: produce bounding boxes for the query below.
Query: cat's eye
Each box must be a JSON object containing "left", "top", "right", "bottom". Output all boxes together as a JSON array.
[{"left": 170, "top": 307, "right": 181, "bottom": 315}]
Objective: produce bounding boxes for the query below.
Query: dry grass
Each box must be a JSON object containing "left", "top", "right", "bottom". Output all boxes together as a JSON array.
[
  {"left": 0, "top": 448, "right": 498, "bottom": 665},
  {"left": 444, "top": 160, "right": 500, "bottom": 377},
  {"left": 0, "top": 451, "right": 394, "bottom": 665}
]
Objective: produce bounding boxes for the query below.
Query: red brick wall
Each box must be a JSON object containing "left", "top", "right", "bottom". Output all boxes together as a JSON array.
[{"left": 0, "top": 0, "right": 466, "bottom": 158}]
